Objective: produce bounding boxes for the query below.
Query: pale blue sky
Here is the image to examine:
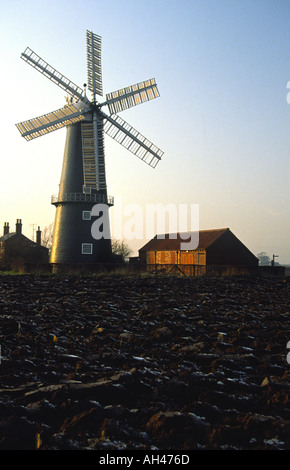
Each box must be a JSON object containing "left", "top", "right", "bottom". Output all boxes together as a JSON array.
[{"left": 0, "top": 0, "right": 289, "bottom": 262}]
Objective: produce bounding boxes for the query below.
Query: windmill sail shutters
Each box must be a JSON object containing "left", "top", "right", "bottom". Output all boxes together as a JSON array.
[
  {"left": 103, "top": 113, "right": 163, "bottom": 168},
  {"left": 16, "top": 104, "right": 86, "bottom": 141},
  {"left": 86, "top": 30, "right": 103, "bottom": 98},
  {"left": 105, "top": 79, "right": 160, "bottom": 114},
  {"left": 81, "top": 121, "right": 106, "bottom": 190}
]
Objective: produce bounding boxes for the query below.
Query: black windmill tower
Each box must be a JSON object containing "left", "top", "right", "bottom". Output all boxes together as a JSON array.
[{"left": 16, "top": 30, "right": 163, "bottom": 267}]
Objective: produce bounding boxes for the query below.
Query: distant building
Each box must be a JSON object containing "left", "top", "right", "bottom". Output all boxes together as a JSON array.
[
  {"left": 0, "top": 219, "right": 49, "bottom": 270},
  {"left": 139, "top": 228, "right": 258, "bottom": 275}
]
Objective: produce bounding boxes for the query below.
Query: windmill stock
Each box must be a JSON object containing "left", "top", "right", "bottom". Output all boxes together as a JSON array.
[{"left": 16, "top": 30, "right": 163, "bottom": 268}]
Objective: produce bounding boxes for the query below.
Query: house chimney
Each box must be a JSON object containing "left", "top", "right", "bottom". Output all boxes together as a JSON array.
[
  {"left": 16, "top": 219, "right": 22, "bottom": 235},
  {"left": 36, "top": 226, "right": 41, "bottom": 245},
  {"left": 3, "top": 222, "right": 9, "bottom": 235}
]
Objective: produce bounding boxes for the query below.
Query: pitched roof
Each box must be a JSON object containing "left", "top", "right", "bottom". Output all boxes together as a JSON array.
[
  {"left": 0, "top": 232, "right": 34, "bottom": 243},
  {"left": 0, "top": 232, "right": 48, "bottom": 251},
  {"left": 0, "top": 232, "right": 16, "bottom": 242},
  {"left": 139, "top": 228, "right": 229, "bottom": 252}
]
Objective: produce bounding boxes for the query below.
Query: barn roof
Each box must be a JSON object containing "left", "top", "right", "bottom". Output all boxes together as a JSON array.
[{"left": 139, "top": 228, "right": 229, "bottom": 252}]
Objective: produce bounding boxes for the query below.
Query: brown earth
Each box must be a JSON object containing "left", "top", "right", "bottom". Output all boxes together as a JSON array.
[{"left": 0, "top": 273, "right": 289, "bottom": 450}]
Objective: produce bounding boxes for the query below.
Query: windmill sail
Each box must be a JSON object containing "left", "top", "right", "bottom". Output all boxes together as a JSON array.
[
  {"left": 104, "top": 79, "right": 160, "bottom": 115},
  {"left": 21, "top": 47, "right": 89, "bottom": 104},
  {"left": 16, "top": 104, "right": 87, "bottom": 141},
  {"left": 102, "top": 112, "right": 163, "bottom": 168},
  {"left": 86, "top": 30, "right": 103, "bottom": 98},
  {"left": 81, "top": 121, "right": 106, "bottom": 191}
]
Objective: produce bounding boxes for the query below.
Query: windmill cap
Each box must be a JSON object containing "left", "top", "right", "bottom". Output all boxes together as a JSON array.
[{"left": 74, "top": 99, "right": 90, "bottom": 111}]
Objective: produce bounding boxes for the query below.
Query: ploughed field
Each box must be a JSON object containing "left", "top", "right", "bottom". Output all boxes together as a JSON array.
[{"left": 0, "top": 273, "right": 289, "bottom": 450}]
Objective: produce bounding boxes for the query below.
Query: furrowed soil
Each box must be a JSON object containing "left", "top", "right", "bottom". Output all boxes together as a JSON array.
[{"left": 0, "top": 273, "right": 289, "bottom": 450}]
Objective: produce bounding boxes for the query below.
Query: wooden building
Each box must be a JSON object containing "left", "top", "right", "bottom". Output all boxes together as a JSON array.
[
  {"left": 139, "top": 228, "right": 258, "bottom": 275},
  {"left": 0, "top": 219, "right": 49, "bottom": 270}
]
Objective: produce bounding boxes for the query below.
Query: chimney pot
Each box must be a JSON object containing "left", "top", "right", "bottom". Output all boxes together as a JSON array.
[
  {"left": 36, "top": 226, "right": 41, "bottom": 245},
  {"left": 16, "top": 219, "right": 22, "bottom": 235},
  {"left": 3, "top": 222, "right": 9, "bottom": 235}
]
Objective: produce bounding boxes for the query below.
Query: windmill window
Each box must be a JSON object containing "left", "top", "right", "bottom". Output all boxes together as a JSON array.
[
  {"left": 82, "top": 211, "right": 91, "bottom": 220},
  {"left": 83, "top": 186, "right": 92, "bottom": 194},
  {"left": 82, "top": 243, "right": 93, "bottom": 255}
]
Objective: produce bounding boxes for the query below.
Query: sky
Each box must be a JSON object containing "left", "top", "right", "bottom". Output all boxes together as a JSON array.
[{"left": 0, "top": 0, "right": 289, "bottom": 263}]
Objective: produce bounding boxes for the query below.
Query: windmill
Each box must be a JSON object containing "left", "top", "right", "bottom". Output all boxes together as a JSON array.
[{"left": 16, "top": 30, "right": 163, "bottom": 266}]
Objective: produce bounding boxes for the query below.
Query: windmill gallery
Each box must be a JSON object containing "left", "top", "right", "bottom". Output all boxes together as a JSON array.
[{"left": 16, "top": 30, "right": 163, "bottom": 268}]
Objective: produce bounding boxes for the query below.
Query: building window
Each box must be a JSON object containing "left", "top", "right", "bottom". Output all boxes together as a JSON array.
[
  {"left": 82, "top": 211, "right": 91, "bottom": 220},
  {"left": 82, "top": 243, "right": 93, "bottom": 255}
]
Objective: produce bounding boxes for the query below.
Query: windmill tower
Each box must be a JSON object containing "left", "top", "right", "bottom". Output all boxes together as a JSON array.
[{"left": 16, "top": 30, "right": 163, "bottom": 267}]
